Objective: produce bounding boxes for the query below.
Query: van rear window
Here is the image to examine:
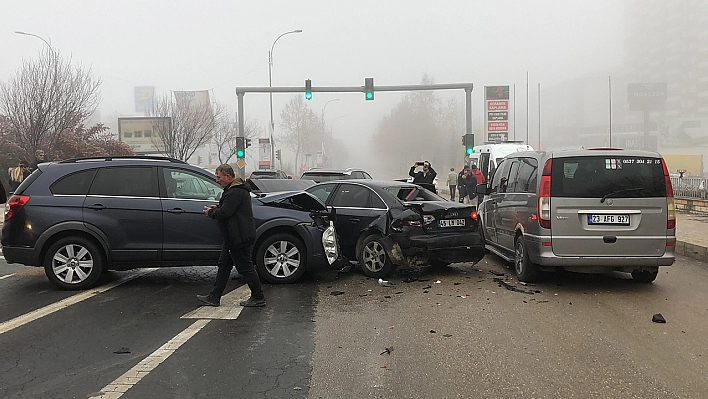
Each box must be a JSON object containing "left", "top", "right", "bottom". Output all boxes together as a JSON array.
[{"left": 550, "top": 156, "right": 666, "bottom": 198}]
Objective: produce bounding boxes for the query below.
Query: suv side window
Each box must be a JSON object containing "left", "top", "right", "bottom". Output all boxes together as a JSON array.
[
  {"left": 306, "top": 183, "right": 337, "bottom": 204},
  {"left": 351, "top": 171, "right": 364, "bottom": 179},
  {"left": 164, "top": 168, "right": 222, "bottom": 200},
  {"left": 89, "top": 167, "right": 158, "bottom": 197},
  {"left": 331, "top": 183, "right": 373, "bottom": 208},
  {"left": 511, "top": 157, "right": 538, "bottom": 193},
  {"left": 51, "top": 169, "right": 97, "bottom": 195},
  {"left": 490, "top": 159, "right": 512, "bottom": 194},
  {"left": 362, "top": 171, "right": 372, "bottom": 179}
]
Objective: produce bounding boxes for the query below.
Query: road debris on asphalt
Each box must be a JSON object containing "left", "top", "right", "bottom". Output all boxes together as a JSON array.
[
  {"left": 489, "top": 270, "right": 505, "bottom": 276},
  {"left": 113, "top": 347, "right": 131, "bottom": 354},
  {"left": 380, "top": 346, "right": 394, "bottom": 355},
  {"left": 330, "top": 290, "right": 345, "bottom": 296},
  {"left": 493, "top": 277, "right": 537, "bottom": 295},
  {"left": 652, "top": 313, "right": 667, "bottom": 323}
]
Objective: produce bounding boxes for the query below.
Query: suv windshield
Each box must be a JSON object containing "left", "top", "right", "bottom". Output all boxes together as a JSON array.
[{"left": 551, "top": 156, "right": 666, "bottom": 198}]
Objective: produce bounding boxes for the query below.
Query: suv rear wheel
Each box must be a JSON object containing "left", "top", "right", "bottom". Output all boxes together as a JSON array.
[
  {"left": 514, "top": 236, "right": 540, "bottom": 283},
  {"left": 44, "top": 236, "right": 104, "bottom": 290},
  {"left": 255, "top": 233, "right": 306, "bottom": 284}
]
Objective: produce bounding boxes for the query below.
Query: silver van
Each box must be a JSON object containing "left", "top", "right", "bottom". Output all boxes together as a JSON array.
[{"left": 477, "top": 148, "right": 676, "bottom": 283}]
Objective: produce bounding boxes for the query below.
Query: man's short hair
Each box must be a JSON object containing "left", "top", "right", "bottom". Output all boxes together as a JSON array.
[
  {"left": 216, "top": 164, "right": 235, "bottom": 178},
  {"left": 471, "top": 164, "right": 478, "bottom": 169},
  {"left": 450, "top": 168, "right": 454, "bottom": 171},
  {"left": 463, "top": 165, "right": 470, "bottom": 170},
  {"left": 35, "top": 150, "right": 45, "bottom": 156}
]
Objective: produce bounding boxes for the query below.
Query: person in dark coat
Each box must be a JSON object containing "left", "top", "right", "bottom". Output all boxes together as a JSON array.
[
  {"left": 29, "top": 150, "right": 45, "bottom": 172},
  {"left": 196, "top": 164, "right": 265, "bottom": 307},
  {"left": 457, "top": 165, "right": 470, "bottom": 203},
  {"left": 409, "top": 160, "right": 437, "bottom": 184},
  {"left": 0, "top": 178, "right": 7, "bottom": 204}
]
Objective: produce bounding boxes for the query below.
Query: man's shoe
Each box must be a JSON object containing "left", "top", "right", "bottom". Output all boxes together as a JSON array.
[
  {"left": 196, "top": 294, "right": 220, "bottom": 307},
  {"left": 239, "top": 297, "right": 266, "bottom": 307}
]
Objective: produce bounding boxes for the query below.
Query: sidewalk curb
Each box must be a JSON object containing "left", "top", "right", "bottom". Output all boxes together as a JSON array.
[{"left": 675, "top": 240, "right": 708, "bottom": 265}]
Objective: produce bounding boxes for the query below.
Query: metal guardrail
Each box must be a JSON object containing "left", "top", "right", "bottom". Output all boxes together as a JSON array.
[{"left": 670, "top": 176, "right": 708, "bottom": 199}]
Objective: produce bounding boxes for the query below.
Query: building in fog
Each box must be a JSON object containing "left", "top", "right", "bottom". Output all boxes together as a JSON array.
[{"left": 541, "top": 0, "right": 708, "bottom": 170}]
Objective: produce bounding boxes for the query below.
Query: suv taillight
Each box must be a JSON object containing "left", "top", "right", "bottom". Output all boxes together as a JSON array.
[
  {"left": 662, "top": 159, "right": 676, "bottom": 229},
  {"left": 5, "top": 195, "right": 30, "bottom": 221},
  {"left": 538, "top": 159, "right": 552, "bottom": 229}
]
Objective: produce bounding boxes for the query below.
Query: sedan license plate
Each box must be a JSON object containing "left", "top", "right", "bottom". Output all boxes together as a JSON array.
[
  {"left": 588, "top": 214, "right": 630, "bottom": 225},
  {"left": 438, "top": 218, "right": 465, "bottom": 228}
]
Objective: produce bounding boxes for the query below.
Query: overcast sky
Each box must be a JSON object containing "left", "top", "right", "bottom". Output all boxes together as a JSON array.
[{"left": 2, "top": 0, "right": 626, "bottom": 165}]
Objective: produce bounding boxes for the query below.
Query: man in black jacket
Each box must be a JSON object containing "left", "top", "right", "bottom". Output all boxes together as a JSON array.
[
  {"left": 409, "top": 160, "right": 436, "bottom": 184},
  {"left": 197, "top": 164, "right": 265, "bottom": 307}
]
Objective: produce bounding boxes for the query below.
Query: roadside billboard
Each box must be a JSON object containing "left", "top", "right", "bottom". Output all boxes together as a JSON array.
[
  {"left": 174, "top": 90, "right": 210, "bottom": 108},
  {"left": 628, "top": 82, "right": 667, "bottom": 111},
  {"left": 485, "top": 86, "right": 510, "bottom": 141},
  {"left": 118, "top": 117, "right": 171, "bottom": 154},
  {"left": 134, "top": 86, "right": 154, "bottom": 113},
  {"left": 258, "top": 138, "right": 272, "bottom": 170}
]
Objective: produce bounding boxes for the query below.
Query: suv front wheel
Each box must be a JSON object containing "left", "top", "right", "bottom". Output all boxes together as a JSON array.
[{"left": 44, "top": 236, "right": 105, "bottom": 290}]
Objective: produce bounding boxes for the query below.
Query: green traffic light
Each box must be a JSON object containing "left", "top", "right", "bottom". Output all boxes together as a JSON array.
[
  {"left": 237, "top": 150, "right": 244, "bottom": 158},
  {"left": 305, "top": 92, "right": 312, "bottom": 100},
  {"left": 366, "top": 92, "right": 373, "bottom": 99},
  {"left": 466, "top": 148, "right": 473, "bottom": 155}
]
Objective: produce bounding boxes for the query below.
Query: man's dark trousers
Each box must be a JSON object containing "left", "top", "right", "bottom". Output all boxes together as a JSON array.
[
  {"left": 449, "top": 185, "right": 456, "bottom": 201},
  {"left": 212, "top": 243, "right": 264, "bottom": 300}
]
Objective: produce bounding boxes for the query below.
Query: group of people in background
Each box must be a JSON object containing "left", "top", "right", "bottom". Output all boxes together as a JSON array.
[
  {"left": 2, "top": 150, "right": 45, "bottom": 203},
  {"left": 447, "top": 164, "right": 485, "bottom": 205}
]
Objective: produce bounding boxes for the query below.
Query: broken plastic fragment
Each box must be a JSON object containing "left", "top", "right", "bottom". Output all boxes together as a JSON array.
[
  {"left": 652, "top": 313, "right": 666, "bottom": 323},
  {"left": 113, "top": 347, "right": 131, "bottom": 354},
  {"left": 330, "top": 291, "right": 345, "bottom": 296},
  {"left": 434, "top": 280, "right": 441, "bottom": 284}
]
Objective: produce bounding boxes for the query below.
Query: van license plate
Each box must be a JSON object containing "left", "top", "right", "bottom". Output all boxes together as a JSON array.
[
  {"left": 588, "top": 214, "right": 630, "bottom": 225},
  {"left": 439, "top": 219, "right": 465, "bottom": 227}
]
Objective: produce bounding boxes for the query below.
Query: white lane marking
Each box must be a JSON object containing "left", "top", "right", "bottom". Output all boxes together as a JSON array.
[
  {"left": 0, "top": 268, "right": 157, "bottom": 336},
  {"left": 92, "top": 319, "right": 210, "bottom": 399},
  {"left": 90, "top": 285, "right": 251, "bottom": 398},
  {"left": 181, "top": 284, "right": 250, "bottom": 320},
  {"left": 0, "top": 273, "right": 16, "bottom": 280}
]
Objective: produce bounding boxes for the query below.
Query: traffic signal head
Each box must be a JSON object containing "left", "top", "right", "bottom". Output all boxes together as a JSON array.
[
  {"left": 235, "top": 137, "right": 245, "bottom": 158},
  {"left": 464, "top": 134, "right": 474, "bottom": 156},
  {"left": 365, "top": 77, "right": 374, "bottom": 100},
  {"left": 275, "top": 149, "right": 281, "bottom": 160},
  {"left": 305, "top": 79, "right": 312, "bottom": 100}
]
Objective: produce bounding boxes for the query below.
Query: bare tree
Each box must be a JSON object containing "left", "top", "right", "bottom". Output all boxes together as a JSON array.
[
  {"left": 212, "top": 106, "right": 263, "bottom": 164},
  {"left": 280, "top": 96, "right": 319, "bottom": 169},
  {"left": 0, "top": 48, "right": 101, "bottom": 159},
  {"left": 145, "top": 93, "right": 222, "bottom": 161}
]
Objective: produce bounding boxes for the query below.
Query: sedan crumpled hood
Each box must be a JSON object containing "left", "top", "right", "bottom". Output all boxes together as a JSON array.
[{"left": 257, "top": 191, "right": 327, "bottom": 212}]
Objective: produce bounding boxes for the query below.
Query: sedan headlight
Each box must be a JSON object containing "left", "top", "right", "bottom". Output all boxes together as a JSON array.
[{"left": 322, "top": 221, "right": 339, "bottom": 265}]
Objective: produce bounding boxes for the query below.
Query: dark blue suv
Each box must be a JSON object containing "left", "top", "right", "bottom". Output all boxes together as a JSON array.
[{"left": 1, "top": 156, "right": 338, "bottom": 290}]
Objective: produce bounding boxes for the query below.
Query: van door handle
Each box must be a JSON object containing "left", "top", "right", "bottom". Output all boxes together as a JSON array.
[
  {"left": 86, "top": 204, "right": 105, "bottom": 210},
  {"left": 349, "top": 218, "right": 360, "bottom": 223},
  {"left": 167, "top": 208, "right": 185, "bottom": 214}
]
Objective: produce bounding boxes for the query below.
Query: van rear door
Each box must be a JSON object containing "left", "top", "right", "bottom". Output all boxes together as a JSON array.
[{"left": 549, "top": 156, "right": 668, "bottom": 257}]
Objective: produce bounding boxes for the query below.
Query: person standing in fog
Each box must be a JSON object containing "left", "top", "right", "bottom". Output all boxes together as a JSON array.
[
  {"left": 469, "top": 164, "right": 486, "bottom": 205},
  {"left": 457, "top": 165, "right": 471, "bottom": 203},
  {"left": 409, "top": 161, "right": 436, "bottom": 184},
  {"left": 29, "top": 150, "right": 45, "bottom": 172},
  {"left": 197, "top": 164, "right": 266, "bottom": 308},
  {"left": 447, "top": 168, "right": 458, "bottom": 201}
]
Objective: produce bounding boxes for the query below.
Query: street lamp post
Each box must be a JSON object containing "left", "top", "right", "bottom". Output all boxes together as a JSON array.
[
  {"left": 330, "top": 116, "right": 344, "bottom": 137},
  {"left": 15, "top": 31, "right": 53, "bottom": 51},
  {"left": 268, "top": 29, "right": 302, "bottom": 167}
]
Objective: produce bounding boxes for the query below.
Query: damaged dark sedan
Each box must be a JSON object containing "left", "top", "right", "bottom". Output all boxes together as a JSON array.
[{"left": 305, "top": 180, "right": 485, "bottom": 278}]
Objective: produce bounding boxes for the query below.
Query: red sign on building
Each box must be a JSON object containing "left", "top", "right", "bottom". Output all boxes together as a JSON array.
[
  {"left": 488, "top": 121, "right": 509, "bottom": 131},
  {"left": 487, "top": 100, "right": 508, "bottom": 111}
]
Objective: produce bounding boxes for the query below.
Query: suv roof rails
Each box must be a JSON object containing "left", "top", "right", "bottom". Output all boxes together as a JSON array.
[{"left": 59, "top": 155, "right": 188, "bottom": 164}]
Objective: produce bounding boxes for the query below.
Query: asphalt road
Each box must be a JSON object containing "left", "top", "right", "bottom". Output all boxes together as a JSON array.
[{"left": 0, "top": 252, "right": 706, "bottom": 398}]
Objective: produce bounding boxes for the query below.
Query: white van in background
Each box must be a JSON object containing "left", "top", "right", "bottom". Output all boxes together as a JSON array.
[{"left": 469, "top": 141, "right": 534, "bottom": 180}]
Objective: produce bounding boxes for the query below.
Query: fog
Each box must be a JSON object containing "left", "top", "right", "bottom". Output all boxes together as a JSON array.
[{"left": 5, "top": 1, "right": 703, "bottom": 177}]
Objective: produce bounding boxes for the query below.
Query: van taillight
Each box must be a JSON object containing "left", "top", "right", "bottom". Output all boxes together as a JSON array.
[
  {"left": 538, "top": 159, "right": 552, "bottom": 229},
  {"left": 4, "top": 195, "right": 30, "bottom": 221},
  {"left": 661, "top": 159, "right": 676, "bottom": 229}
]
